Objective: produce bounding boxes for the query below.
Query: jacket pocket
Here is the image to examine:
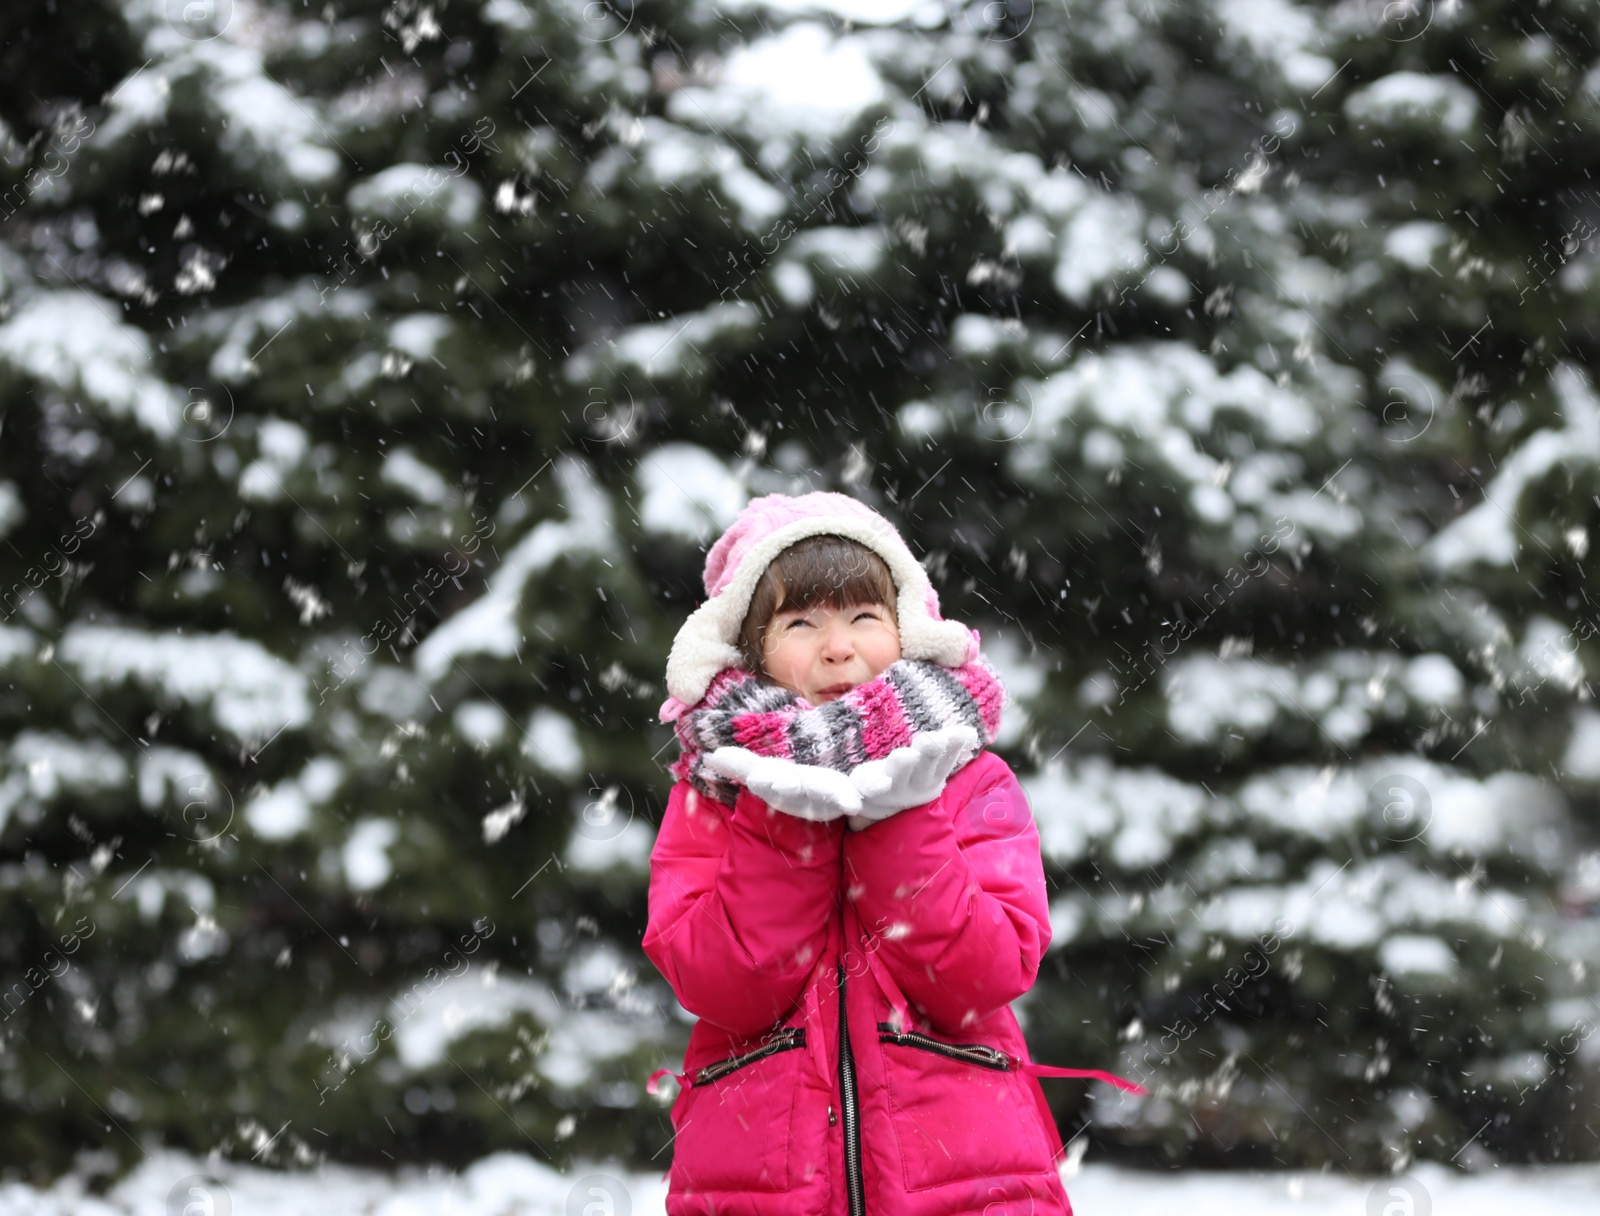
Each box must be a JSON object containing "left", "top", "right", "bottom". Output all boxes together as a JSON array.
[
  {"left": 669, "top": 1026, "right": 806, "bottom": 1193},
  {"left": 876, "top": 1023, "right": 1055, "bottom": 1191}
]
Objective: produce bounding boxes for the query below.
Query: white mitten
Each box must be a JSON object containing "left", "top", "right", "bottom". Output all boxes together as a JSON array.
[
  {"left": 847, "top": 725, "right": 980, "bottom": 829},
  {"left": 703, "top": 747, "right": 862, "bottom": 822}
]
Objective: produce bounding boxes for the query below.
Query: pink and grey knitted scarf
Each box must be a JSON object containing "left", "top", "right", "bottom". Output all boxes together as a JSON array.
[{"left": 670, "top": 657, "right": 1006, "bottom": 807}]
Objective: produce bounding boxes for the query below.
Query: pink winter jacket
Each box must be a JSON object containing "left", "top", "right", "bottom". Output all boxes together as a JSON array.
[{"left": 643, "top": 749, "right": 1093, "bottom": 1216}]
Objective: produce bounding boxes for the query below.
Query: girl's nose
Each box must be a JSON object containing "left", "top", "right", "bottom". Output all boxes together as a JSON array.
[{"left": 820, "top": 619, "right": 856, "bottom": 659}]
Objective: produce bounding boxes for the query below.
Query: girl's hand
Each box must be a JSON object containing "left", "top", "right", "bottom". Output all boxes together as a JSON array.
[
  {"left": 703, "top": 747, "right": 863, "bottom": 821},
  {"left": 848, "top": 725, "right": 980, "bottom": 826}
]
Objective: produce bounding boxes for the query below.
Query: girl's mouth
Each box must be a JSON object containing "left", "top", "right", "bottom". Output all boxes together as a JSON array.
[{"left": 816, "top": 683, "right": 855, "bottom": 698}]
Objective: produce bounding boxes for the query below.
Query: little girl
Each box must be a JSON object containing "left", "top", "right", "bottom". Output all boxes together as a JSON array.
[{"left": 643, "top": 492, "right": 1140, "bottom": 1216}]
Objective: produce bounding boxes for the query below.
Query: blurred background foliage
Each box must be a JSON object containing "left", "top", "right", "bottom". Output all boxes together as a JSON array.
[{"left": 2, "top": 0, "right": 1600, "bottom": 1186}]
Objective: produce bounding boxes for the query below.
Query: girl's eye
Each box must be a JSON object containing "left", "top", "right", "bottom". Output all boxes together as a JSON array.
[{"left": 854, "top": 612, "right": 878, "bottom": 623}]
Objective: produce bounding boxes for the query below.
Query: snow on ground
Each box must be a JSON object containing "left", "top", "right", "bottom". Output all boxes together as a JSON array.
[{"left": 7, "top": 1151, "right": 1600, "bottom": 1215}]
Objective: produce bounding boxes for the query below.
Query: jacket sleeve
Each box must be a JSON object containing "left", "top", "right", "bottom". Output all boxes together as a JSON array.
[
  {"left": 642, "top": 779, "right": 843, "bottom": 1040},
  {"left": 842, "top": 754, "right": 1051, "bottom": 1036}
]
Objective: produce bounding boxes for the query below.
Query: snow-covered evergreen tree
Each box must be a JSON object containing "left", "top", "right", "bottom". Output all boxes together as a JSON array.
[{"left": 1, "top": 0, "right": 1597, "bottom": 1183}]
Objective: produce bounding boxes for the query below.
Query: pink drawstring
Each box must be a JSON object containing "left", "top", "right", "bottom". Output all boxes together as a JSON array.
[
  {"left": 805, "top": 969, "right": 833, "bottom": 1089},
  {"left": 1022, "top": 1062, "right": 1148, "bottom": 1094},
  {"left": 649, "top": 1052, "right": 1146, "bottom": 1099},
  {"left": 646, "top": 1066, "right": 690, "bottom": 1095},
  {"left": 864, "top": 943, "right": 914, "bottom": 1033},
  {"left": 645, "top": 1067, "right": 689, "bottom": 1185}
]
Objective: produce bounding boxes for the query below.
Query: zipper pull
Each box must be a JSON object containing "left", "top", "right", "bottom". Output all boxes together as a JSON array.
[{"left": 828, "top": 1104, "right": 837, "bottom": 1126}]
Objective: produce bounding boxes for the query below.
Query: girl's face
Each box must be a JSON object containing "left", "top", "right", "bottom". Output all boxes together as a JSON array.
[{"left": 761, "top": 600, "right": 901, "bottom": 705}]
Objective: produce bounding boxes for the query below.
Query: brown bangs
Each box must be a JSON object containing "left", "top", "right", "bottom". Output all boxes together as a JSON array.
[{"left": 737, "top": 534, "right": 897, "bottom": 674}]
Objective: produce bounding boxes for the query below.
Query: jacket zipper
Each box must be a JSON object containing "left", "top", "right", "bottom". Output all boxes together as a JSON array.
[
  {"left": 839, "top": 961, "right": 866, "bottom": 1216},
  {"left": 877, "top": 1023, "right": 1015, "bottom": 1072},
  {"left": 693, "top": 1025, "right": 807, "bottom": 1085}
]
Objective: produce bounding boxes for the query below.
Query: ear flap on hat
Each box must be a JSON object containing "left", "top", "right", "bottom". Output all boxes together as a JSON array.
[
  {"left": 662, "top": 599, "right": 746, "bottom": 719},
  {"left": 891, "top": 570, "right": 978, "bottom": 668}
]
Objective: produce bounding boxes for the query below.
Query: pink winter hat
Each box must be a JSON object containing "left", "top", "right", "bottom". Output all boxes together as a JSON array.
[{"left": 659, "top": 491, "right": 978, "bottom": 720}]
